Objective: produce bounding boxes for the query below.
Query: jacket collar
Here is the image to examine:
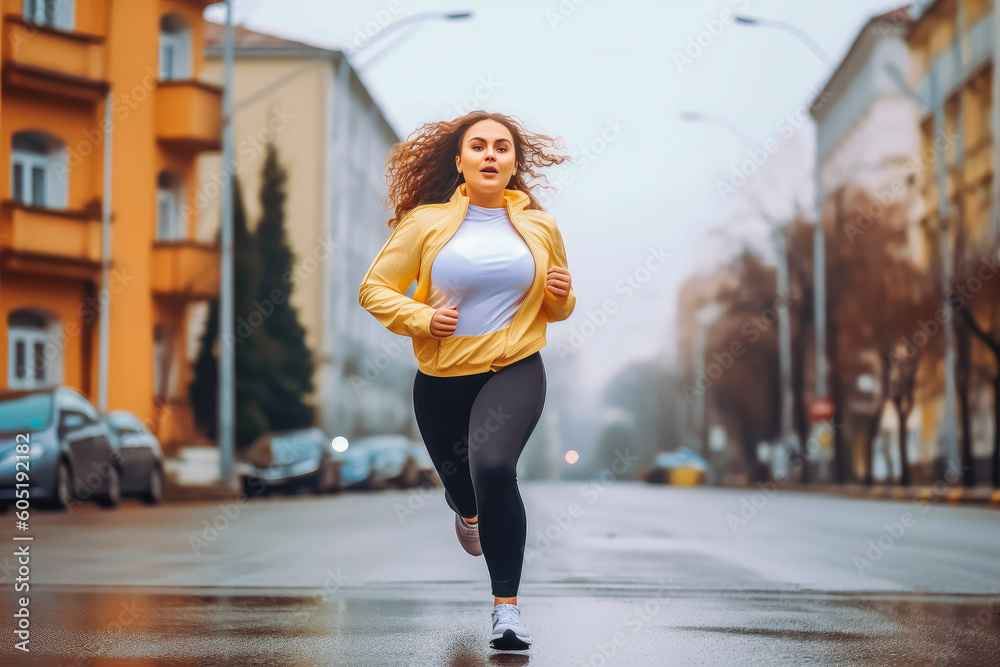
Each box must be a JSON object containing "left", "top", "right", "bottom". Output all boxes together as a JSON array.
[{"left": 447, "top": 182, "right": 532, "bottom": 220}]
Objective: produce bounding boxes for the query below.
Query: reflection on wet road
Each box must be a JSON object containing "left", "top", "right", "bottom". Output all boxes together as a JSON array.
[
  {"left": 2, "top": 585, "right": 999, "bottom": 666},
  {"left": 0, "top": 482, "right": 998, "bottom": 665}
]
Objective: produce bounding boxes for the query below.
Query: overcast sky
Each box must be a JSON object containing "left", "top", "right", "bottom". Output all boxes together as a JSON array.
[{"left": 207, "top": 0, "right": 907, "bottom": 399}]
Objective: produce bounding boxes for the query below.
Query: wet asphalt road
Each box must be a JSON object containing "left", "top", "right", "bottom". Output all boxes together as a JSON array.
[{"left": 0, "top": 481, "right": 998, "bottom": 665}]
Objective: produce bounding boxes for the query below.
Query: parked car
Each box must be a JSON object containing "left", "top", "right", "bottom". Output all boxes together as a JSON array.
[
  {"left": 331, "top": 438, "right": 375, "bottom": 490},
  {"left": 102, "top": 411, "right": 164, "bottom": 505},
  {"left": 410, "top": 440, "right": 442, "bottom": 487},
  {"left": 238, "top": 428, "right": 341, "bottom": 497},
  {"left": 646, "top": 447, "right": 708, "bottom": 486},
  {"left": 0, "top": 387, "right": 121, "bottom": 511},
  {"left": 351, "top": 434, "right": 422, "bottom": 489}
]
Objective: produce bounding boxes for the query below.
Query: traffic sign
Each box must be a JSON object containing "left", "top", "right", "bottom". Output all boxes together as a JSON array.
[{"left": 809, "top": 398, "right": 835, "bottom": 422}]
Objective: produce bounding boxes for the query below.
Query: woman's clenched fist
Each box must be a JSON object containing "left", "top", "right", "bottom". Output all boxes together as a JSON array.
[{"left": 428, "top": 286, "right": 458, "bottom": 338}]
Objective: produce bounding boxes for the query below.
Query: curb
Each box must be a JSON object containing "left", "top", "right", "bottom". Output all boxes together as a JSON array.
[
  {"left": 163, "top": 477, "right": 244, "bottom": 503},
  {"left": 722, "top": 482, "right": 1000, "bottom": 508}
]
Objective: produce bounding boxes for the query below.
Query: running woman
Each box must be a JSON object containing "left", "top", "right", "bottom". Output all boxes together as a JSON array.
[{"left": 358, "top": 111, "right": 576, "bottom": 650}]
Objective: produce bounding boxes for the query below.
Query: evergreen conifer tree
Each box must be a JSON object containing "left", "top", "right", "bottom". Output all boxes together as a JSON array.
[
  {"left": 254, "top": 142, "right": 315, "bottom": 430},
  {"left": 189, "top": 175, "right": 274, "bottom": 450}
]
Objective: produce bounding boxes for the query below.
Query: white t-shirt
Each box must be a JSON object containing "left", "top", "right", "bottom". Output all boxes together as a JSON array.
[{"left": 429, "top": 203, "right": 536, "bottom": 337}]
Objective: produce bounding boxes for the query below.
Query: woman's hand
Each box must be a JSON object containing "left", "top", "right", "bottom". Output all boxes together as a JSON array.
[
  {"left": 546, "top": 266, "right": 572, "bottom": 298},
  {"left": 428, "top": 286, "right": 458, "bottom": 338}
]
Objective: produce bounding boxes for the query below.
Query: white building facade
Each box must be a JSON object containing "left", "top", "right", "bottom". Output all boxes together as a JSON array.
[{"left": 198, "top": 25, "right": 417, "bottom": 442}]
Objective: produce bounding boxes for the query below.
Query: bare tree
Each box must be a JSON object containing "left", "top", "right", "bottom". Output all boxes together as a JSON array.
[
  {"left": 829, "top": 186, "right": 937, "bottom": 485},
  {"left": 706, "top": 249, "right": 783, "bottom": 483},
  {"left": 950, "top": 231, "right": 1000, "bottom": 488}
]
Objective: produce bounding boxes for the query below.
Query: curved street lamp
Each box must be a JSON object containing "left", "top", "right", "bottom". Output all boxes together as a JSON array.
[
  {"left": 734, "top": 15, "right": 832, "bottom": 65},
  {"left": 733, "top": 13, "right": 833, "bottom": 415},
  {"left": 353, "top": 11, "right": 474, "bottom": 70},
  {"left": 216, "top": 5, "right": 474, "bottom": 487}
]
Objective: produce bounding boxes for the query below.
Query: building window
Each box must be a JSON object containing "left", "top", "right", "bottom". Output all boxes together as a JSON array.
[
  {"left": 7, "top": 309, "right": 62, "bottom": 390},
  {"left": 159, "top": 15, "right": 192, "bottom": 80},
  {"left": 23, "top": 0, "right": 74, "bottom": 30},
  {"left": 153, "top": 324, "right": 178, "bottom": 398},
  {"left": 11, "top": 131, "right": 68, "bottom": 209},
  {"left": 157, "top": 170, "right": 185, "bottom": 240}
]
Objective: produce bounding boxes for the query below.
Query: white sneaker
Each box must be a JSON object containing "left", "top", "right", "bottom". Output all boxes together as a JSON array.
[
  {"left": 454, "top": 514, "right": 483, "bottom": 557},
  {"left": 490, "top": 603, "right": 531, "bottom": 649}
]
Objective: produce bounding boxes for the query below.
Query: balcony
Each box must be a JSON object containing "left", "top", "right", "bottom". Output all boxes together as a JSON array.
[
  {"left": 155, "top": 81, "right": 223, "bottom": 153},
  {"left": 0, "top": 201, "right": 102, "bottom": 277},
  {"left": 151, "top": 241, "right": 220, "bottom": 301},
  {"left": 0, "top": 17, "right": 107, "bottom": 101}
]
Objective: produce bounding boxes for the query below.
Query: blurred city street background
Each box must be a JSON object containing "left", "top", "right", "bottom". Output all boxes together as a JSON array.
[{"left": 1, "top": 0, "right": 1000, "bottom": 664}]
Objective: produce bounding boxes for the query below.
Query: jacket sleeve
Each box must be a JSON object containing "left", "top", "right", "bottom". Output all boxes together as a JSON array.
[
  {"left": 541, "top": 220, "right": 576, "bottom": 323},
  {"left": 358, "top": 214, "right": 437, "bottom": 338}
]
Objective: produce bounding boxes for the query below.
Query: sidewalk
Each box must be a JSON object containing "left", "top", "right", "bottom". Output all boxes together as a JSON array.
[
  {"left": 162, "top": 446, "right": 243, "bottom": 503},
  {"left": 723, "top": 480, "right": 1000, "bottom": 507}
]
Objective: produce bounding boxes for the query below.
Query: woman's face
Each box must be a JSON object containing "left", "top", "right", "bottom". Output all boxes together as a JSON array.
[{"left": 456, "top": 119, "right": 517, "bottom": 198}]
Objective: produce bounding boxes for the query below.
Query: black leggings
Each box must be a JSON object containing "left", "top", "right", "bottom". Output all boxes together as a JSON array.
[{"left": 412, "top": 351, "right": 546, "bottom": 597}]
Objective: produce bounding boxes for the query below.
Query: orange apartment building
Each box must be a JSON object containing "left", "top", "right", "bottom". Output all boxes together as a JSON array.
[{"left": 0, "top": 0, "right": 220, "bottom": 453}]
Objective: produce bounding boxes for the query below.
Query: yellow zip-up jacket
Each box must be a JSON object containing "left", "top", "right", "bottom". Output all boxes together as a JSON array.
[{"left": 358, "top": 183, "right": 576, "bottom": 377}]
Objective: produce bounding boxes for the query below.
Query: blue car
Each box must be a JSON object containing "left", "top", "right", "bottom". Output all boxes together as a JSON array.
[
  {"left": 238, "top": 428, "right": 342, "bottom": 496},
  {"left": 337, "top": 434, "right": 421, "bottom": 490},
  {"left": 331, "top": 437, "right": 375, "bottom": 490},
  {"left": 0, "top": 387, "right": 122, "bottom": 511}
]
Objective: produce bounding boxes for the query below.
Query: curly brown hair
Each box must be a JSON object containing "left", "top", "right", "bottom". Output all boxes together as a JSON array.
[{"left": 382, "top": 111, "right": 568, "bottom": 229}]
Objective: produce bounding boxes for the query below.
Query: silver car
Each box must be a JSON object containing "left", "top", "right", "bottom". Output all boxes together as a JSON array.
[
  {"left": 0, "top": 387, "right": 122, "bottom": 511},
  {"left": 102, "top": 411, "right": 164, "bottom": 505}
]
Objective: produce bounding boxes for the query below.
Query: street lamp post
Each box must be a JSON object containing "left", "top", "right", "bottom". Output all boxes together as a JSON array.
[
  {"left": 214, "top": 5, "right": 474, "bottom": 487},
  {"left": 219, "top": 0, "right": 236, "bottom": 489},
  {"left": 733, "top": 15, "right": 831, "bottom": 404},
  {"left": 326, "top": 11, "right": 473, "bottom": 438},
  {"left": 218, "top": 7, "right": 473, "bottom": 487},
  {"left": 680, "top": 111, "right": 798, "bottom": 457},
  {"left": 693, "top": 303, "right": 723, "bottom": 459},
  {"left": 883, "top": 62, "right": 960, "bottom": 473}
]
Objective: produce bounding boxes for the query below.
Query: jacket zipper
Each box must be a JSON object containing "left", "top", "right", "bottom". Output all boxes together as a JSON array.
[
  {"left": 497, "top": 197, "right": 539, "bottom": 364},
  {"left": 425, "top": 201, "right": 469, "bottom": 301},
  {"left": 426, "top": 200, "right": 469, "bottom": 371},
  {"left": 419, "top": 191, "right": 537, "bottom": 372}
]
